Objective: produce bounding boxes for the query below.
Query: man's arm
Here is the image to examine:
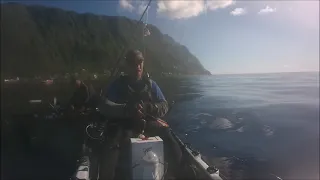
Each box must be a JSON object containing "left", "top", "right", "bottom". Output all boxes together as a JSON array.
[
  {"left": 68, "top": 91, "right": 77, "bottom": 109},
  {"left": 144, "top": 81, "right": 169, "bottom": 118},
  {"left": 98, "top": 80, "right": 128, "bottom": 119},
  {"left": 82, "top": 83, "right": 90, "bottom": 103}
]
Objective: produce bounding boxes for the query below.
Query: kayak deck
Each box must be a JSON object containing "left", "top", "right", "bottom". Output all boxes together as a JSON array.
[{"left": 73, "top": 122, "right": 223, "bottom": 180}]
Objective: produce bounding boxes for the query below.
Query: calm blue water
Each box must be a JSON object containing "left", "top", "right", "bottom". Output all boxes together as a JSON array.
[{"left": 164, "top": 72, "right": 319, "bottom": 180}]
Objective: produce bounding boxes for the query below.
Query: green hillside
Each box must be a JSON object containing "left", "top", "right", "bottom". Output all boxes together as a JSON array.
[{"left": 1, "top": 3, "right": 211, "bottom": 78}]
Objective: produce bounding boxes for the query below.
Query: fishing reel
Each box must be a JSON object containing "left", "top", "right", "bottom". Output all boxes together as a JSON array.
[{"left": 85, "top": 121, "right": 106, "bottom": 141}]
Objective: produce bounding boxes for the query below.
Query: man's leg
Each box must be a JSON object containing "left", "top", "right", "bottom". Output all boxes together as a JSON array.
[
  {"left": 113, "top": 129, "right": 133, "bottom": 180},
  {"left": 98, "top": 125, "right": 122, "bottom": 180}
]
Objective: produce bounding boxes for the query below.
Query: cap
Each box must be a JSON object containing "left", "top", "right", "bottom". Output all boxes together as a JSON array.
[{"left": 125, "top": 49, "right": 144, "bottom": 63}]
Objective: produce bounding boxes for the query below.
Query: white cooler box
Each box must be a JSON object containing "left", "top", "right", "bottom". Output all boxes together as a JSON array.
[{"left": 130, "top": 136, "right": 164, "bottom": 180}]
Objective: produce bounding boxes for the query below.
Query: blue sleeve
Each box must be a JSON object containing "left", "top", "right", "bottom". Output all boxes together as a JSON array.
[
  {"left": 151, "top": 81, "right": 166, "bottom": 102},
  {"left": 105, "top": 80, "right": 120, "bottom": 103}
]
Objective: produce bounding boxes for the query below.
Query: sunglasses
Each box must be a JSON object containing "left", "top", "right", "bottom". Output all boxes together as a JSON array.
[{"left": 126, "top": 58, "right": 144, "bottom": 66}]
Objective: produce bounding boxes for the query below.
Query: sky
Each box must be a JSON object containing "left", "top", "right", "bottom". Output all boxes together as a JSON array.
[{"left": 4, "top": 0, "right": 319, "bottom": 74}]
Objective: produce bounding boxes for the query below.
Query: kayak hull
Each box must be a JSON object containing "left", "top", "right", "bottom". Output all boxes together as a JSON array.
[{"left": 72, "top": 120, "right": 223, "bottom": 180}]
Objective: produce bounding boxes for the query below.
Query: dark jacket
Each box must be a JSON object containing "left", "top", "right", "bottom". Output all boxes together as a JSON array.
[
  {"left": 70, "top": 82, "right": 89, "bottom": 108},
  {"left": 98, "top": 75, "right": 168, "bottom": 119}
]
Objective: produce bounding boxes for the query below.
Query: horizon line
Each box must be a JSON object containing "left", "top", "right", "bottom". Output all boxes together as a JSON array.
[{"left": 211, "top": 70, "right": 319, "bottom": 76}]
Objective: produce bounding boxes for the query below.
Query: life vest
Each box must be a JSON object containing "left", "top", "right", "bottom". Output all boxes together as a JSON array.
[
  {"left": 107, "top": 74, "right": 170, "bottom": 131},
  {"left": 116, "top": 74, "right": 153, "bottom": 104}
]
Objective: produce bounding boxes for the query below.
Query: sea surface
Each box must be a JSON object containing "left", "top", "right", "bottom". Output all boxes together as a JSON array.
[{"left": 2, "top": 71, "right": 319, "bottom": 180}]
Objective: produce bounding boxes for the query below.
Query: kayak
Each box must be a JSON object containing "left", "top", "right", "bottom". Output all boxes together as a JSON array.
[
  {"left": 25, "top": 98, "right": 223, "bottom": 180},
  {"left": 171, "top": 130, "right": 223, "bottom": 180},
  {"left": 72, "top": 114, "right": 223, "bottom": 180}
]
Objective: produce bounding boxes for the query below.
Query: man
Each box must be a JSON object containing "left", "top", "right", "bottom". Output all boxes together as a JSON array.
[
  {"left": 99, "top": 50, "right": 168, "bottom": 122},
  {"left": 69, "top": 78, "right": 90, "bottom": 112},
  {"left": 98, "top": 50, "right": 181, "bottom": 180}
]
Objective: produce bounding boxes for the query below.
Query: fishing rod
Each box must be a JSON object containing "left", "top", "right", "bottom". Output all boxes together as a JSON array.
[
  {"left": 99, "top": 0, "right": 152, "bottom": 98},
  {"left": 142, "top": 3, "right": 150, "bottom": 59},
  {"left": 109, "top": 0, "right": 152, "bottom": 78}
]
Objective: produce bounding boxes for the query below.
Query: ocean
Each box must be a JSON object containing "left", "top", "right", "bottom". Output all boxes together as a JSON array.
[
  {"left": 2, "top": 71, "right": 319, "bottom": 180},
  {"left": 162, "top": 72, "right": 319, "bottom": 180}
]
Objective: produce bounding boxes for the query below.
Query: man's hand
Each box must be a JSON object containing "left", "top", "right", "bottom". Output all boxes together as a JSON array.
[
  {"left": 135, "top": 103, "right": 145, "bottom": 119},
  {"left": 125, "top": 102, "right": 145, "bottom": 119}
]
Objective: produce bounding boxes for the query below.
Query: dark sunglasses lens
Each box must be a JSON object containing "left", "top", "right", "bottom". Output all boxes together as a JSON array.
[{"left": 127, "top": 58, "right": 143, "bottom": 66}]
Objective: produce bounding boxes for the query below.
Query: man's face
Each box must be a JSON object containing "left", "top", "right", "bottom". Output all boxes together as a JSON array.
[
  {"left": 126, "top": 58, "right": 144, "bottom": 80},
  {"left": 75, "top": 80, "right": 81, "bottom": 87}
]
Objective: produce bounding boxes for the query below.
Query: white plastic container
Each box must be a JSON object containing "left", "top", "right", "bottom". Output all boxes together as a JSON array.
[
  {"left": 74, "top": 156, "right": 90, "bottom": 180},
  {"left": 130, "top": 136, "right": 164, "bottom": 180}
]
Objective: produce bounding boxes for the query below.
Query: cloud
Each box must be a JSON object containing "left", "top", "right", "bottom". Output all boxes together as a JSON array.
[
  {"left": 119, "top": 0, "right": 134, "bottom": 12},
  {"left": 230, "top": 8, "right": 246, "bottom": 16},
  {"left": 206, "top": 0, "right": 235, "bottom": 11},
  {"left": 258, "top": 6, "right": 276, "bottom": 15},
  {"left": 119, "top": 0, "right": 149, "bottom": 15},
  {"left": 157, "top": 0, "right": 206, "bottom": 19},
  {"left": 157, "top": 0, "right": 234, "bottom": 19},
  {"left": 119, "top": 0, "right": 235, "bottom": 20}
]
